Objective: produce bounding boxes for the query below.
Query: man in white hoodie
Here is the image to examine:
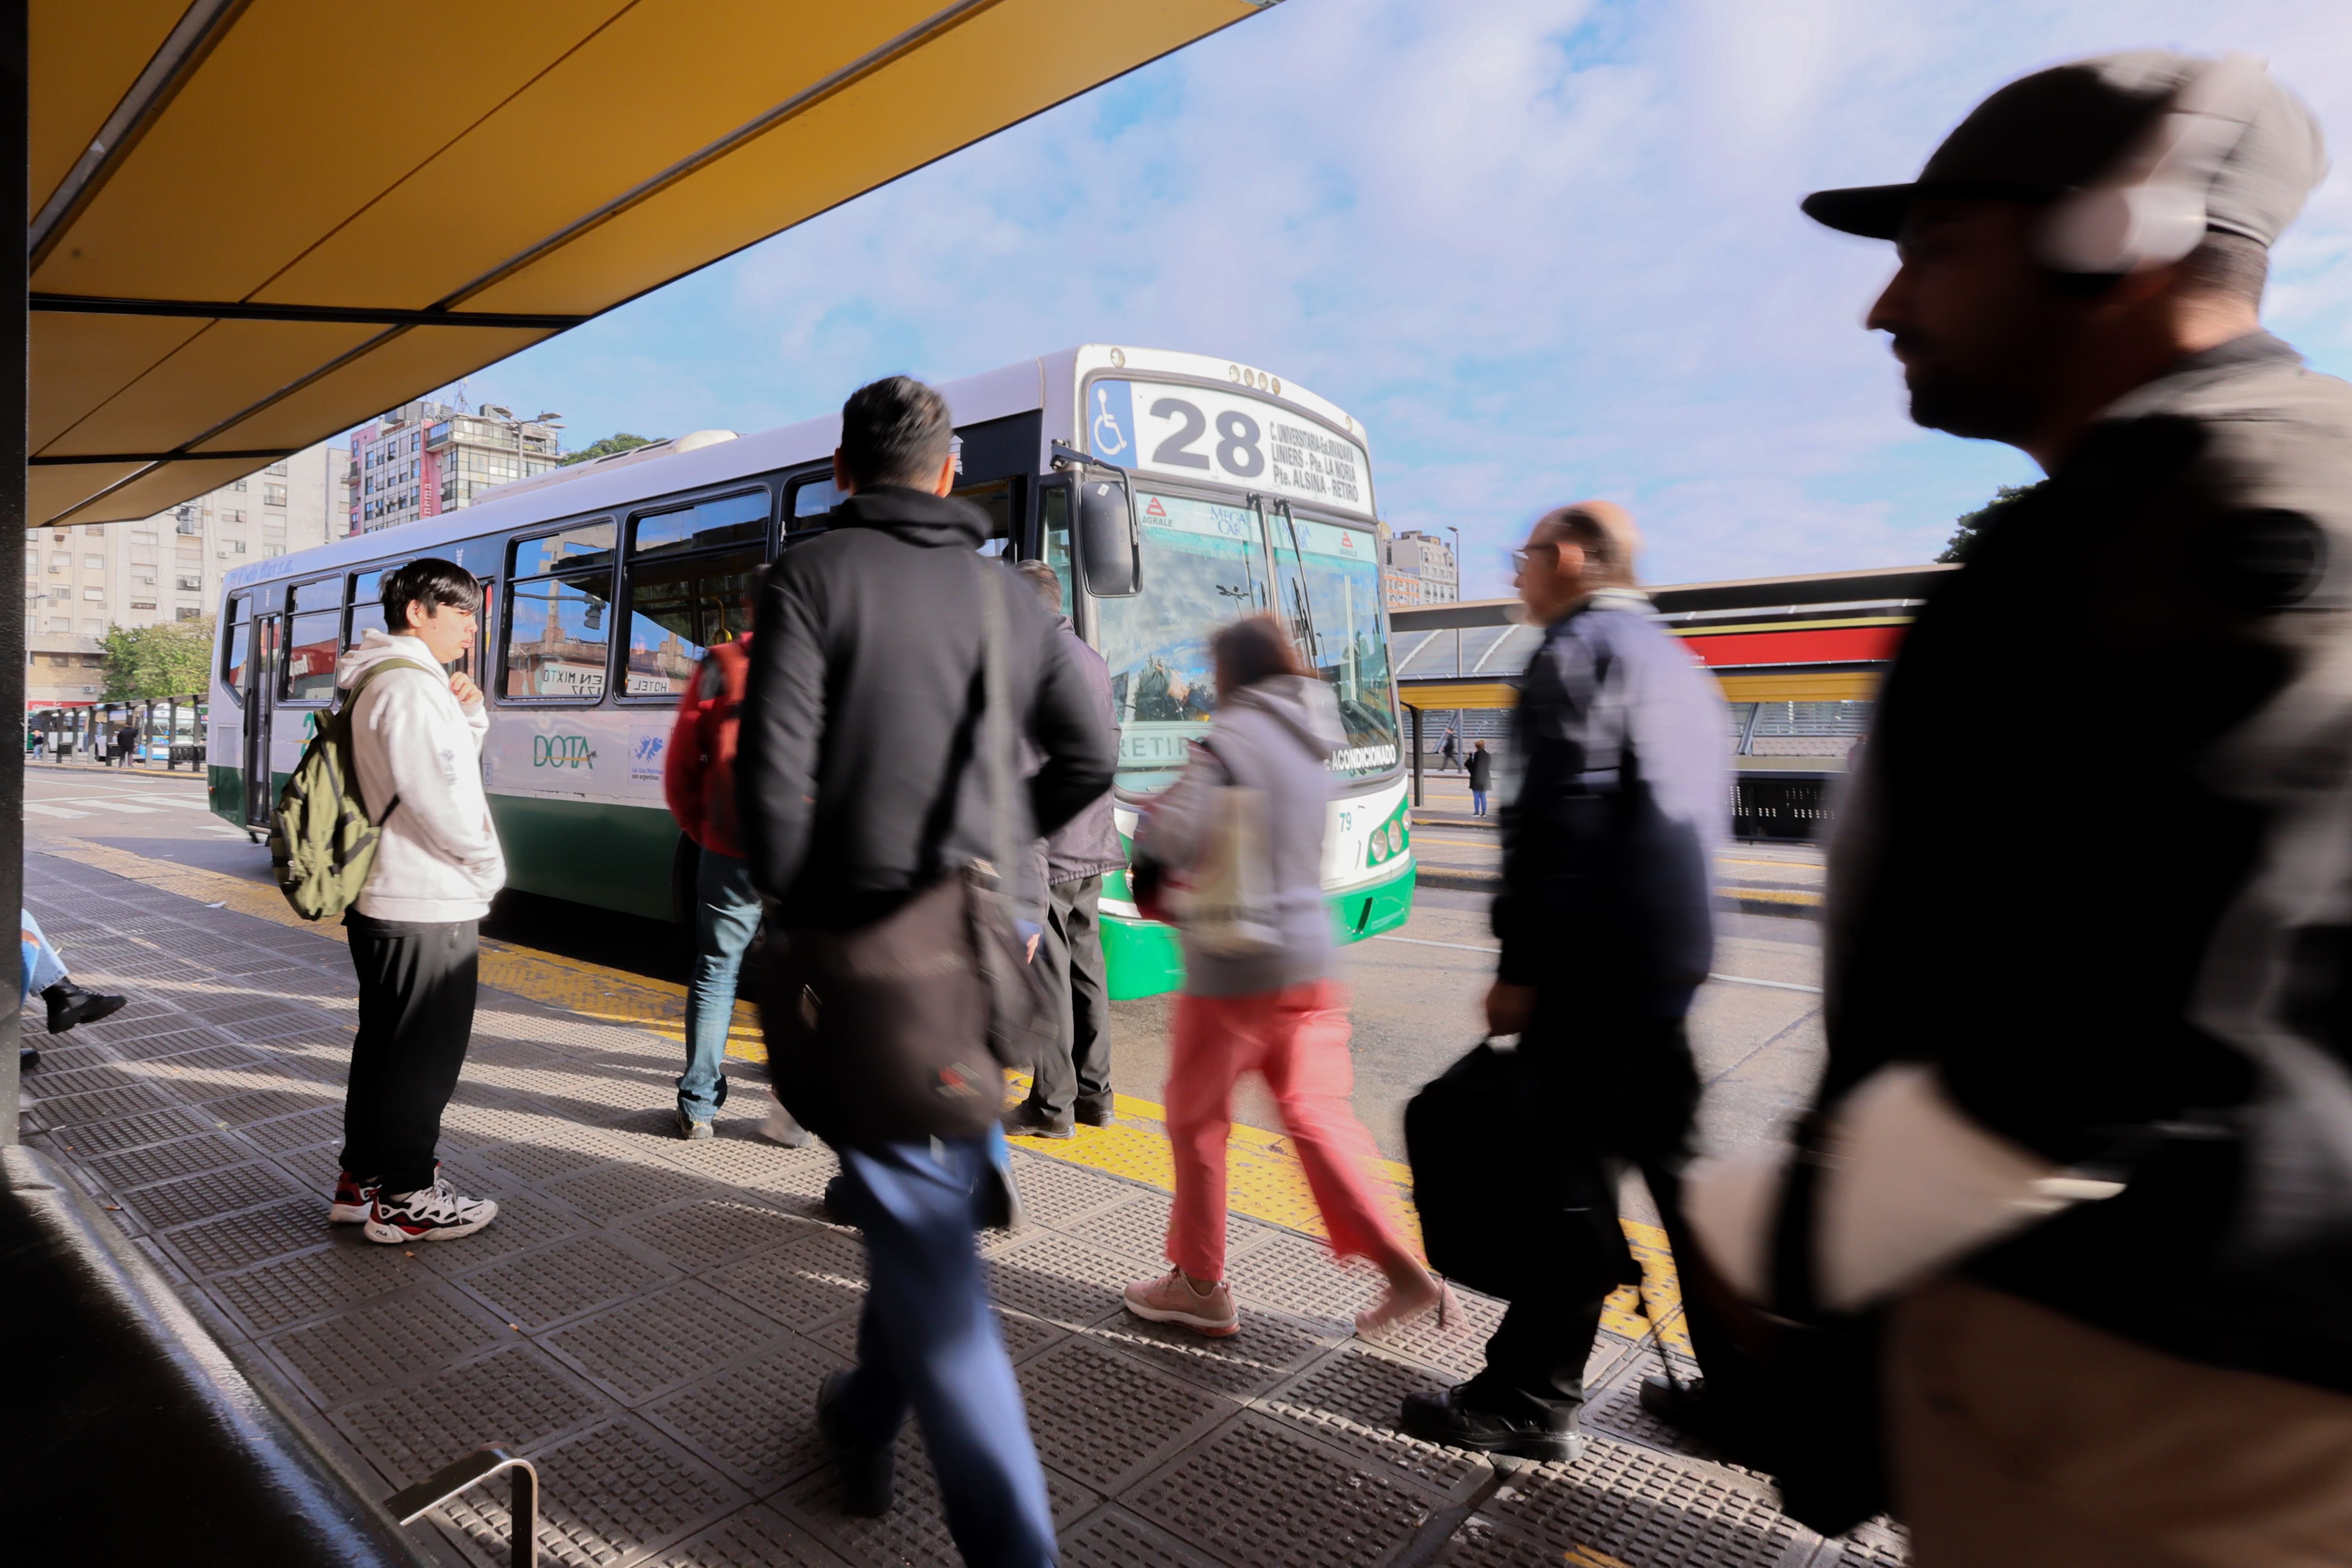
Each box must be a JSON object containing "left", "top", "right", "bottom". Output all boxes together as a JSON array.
[{"left": 328, "top": 558, "right": 508, "bottom": 1245}]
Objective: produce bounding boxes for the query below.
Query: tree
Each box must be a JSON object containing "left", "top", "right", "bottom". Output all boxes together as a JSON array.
[
  {"left": 1937, "top": 481, "right": 2047, "bottom": 564},
  {"left": 101, "top": 618, "right": 216, "bottom": 699},
  {"left": 559, "top": 432, "right": 661, "bottom": 467}
]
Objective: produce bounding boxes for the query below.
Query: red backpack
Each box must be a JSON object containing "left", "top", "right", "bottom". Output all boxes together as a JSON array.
[{"left": 662, "top": 639, "right": 750, "bottom": 857}]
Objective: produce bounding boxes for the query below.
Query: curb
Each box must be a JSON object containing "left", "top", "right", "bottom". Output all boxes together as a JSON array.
[{"left": 1415, "top": 865, "right": 1821, "bottom": 919}]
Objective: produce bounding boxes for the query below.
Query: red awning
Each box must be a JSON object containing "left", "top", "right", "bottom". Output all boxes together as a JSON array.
[{"left": 1679, "top": 624, "right": 1905, "bottom": 668}]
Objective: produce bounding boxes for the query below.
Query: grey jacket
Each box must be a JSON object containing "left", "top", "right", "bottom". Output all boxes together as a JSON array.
[
  {"left": 1135, "top": 674, "right": 1342, "bottom": 997},
  {"left": 1821, "top": 331, "right": 2352, "bottom": 1396},
  {"left": 1042, "top": 618, "right": 1123, "bottom": 884}
]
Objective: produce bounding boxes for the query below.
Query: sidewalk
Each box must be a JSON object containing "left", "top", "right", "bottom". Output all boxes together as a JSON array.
[{"left": 16, "top": 842, "right": 1902, "bottom": 1568}]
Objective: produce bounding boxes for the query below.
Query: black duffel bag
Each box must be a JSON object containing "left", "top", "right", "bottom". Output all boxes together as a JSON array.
[
  {"left": 1405, "top": 1038, "right": 1638, "bottom": 1303},
  {"left": 756, "top": 563, "right": 1054, "bottom": 1145}
]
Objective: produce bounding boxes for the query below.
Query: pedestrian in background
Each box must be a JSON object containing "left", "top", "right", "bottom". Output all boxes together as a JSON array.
[
  {"left": 1002, "top": 558, "right": 1122, "bottom": 1139},
  {"left": 1404, "top": 501, "right": 1735, "bottom": 1462},
  {"left": 1440, "top": 723, "right": 1460, "bottom": 772},
  {"left": 1794, "top": 52, "right": 2352, "bottom": 1564},
  {"left": 735, "top": 375, "right": 1112, "bottom": 1565},
  {"left": 660, "top": 576, "right": 807, "bottom": 1146},
  {"left": 329, "top": 560, "right": 505, "bottom": 1246},
  {"left": 1467, "top": 739, "right": 1493, "bottom": 816},
  {"left": 1125, "top": 614, "right": 1451, "bottom": 1341}
]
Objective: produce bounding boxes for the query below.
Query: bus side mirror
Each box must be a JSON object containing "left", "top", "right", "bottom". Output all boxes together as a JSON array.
[{"left": 1077, "top": 471, "right": 1141, "bottom": 598}]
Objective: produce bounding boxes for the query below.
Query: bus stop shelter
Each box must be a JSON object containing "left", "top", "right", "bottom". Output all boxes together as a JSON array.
[{"left": 3, "top": 0, "right": 1275, "bottom": 1130}]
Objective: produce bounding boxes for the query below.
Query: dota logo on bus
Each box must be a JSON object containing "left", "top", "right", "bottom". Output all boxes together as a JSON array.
[{"left": 533, "top": 734, "right": 595, "bottom": 769}]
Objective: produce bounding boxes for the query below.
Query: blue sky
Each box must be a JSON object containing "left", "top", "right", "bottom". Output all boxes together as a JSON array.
[{"left": 444, "top": 0, "right": 2352, "bottom": 598}]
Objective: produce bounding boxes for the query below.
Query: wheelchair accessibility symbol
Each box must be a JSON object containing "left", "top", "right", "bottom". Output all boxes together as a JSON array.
[{"left": 1090, "top": 382, "right": 1132, "bottom": 460}]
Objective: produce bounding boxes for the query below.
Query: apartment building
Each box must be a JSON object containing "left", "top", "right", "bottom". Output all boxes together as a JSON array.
[
  {"left": 24, "top": 439, "right": 346, "bottom": 703},
  {"left": 350, "top": 399, "right": 561, "bottom": 533},
  {"left": 1383, "top": 528, "right": 1459, "bottom": 607}
]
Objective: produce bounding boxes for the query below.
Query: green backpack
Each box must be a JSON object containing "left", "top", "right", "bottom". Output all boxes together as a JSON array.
[{"left": 267, "top": 658, "right": 439, "bottom": 922}]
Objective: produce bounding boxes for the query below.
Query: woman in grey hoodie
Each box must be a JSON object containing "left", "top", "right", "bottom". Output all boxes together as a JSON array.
[{"left": 1125, "top": 616, "right": 1452, "bottom": 1339}]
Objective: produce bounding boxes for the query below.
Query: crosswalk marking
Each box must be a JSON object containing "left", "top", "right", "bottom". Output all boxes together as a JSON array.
[
  {"left": 70, "top": 799, "right": 164, "bottom": 814},
  {"left": 22, "top": 803, "right": 91, "bottom": 819}
]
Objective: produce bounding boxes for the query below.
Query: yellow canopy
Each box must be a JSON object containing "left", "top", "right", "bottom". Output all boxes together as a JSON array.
[{"left": 28, "top": 0, "right": 1268, "bottom": 526}]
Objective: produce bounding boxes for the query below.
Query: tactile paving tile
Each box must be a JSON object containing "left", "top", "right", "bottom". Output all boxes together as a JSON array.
[
  {"left": 619, "top": 1198, "right": 816, "bottom": 1272},
  {"left": 643, "top": 1332, "right": 841, "bottom": 1494},
  {"left": 1354, "top": 1286, "right": 1508, "bottom": 1380},
  {"left": 784, "top": 1423, "right": 1098, "bottom": 1568},
  {"left": 442, "top": 1417, "right": 747, "bottom": 1568},
  {"left": 1222, "top": 1231, "right": 1381, "bottom": 1326},
  {"left": 1003, "top": 1151, "right": 1141, "bottom": 1226},
  {"left": 20, "top": 1040, "right": 118, "bottom": 1073},
  {"left": 417, "top": 1189, "right": 593, "bottom": 1267},
  {"left": 652, "top": 1505, "right": 852, "bottom": 1568},
  {"left": 1582, "top": 1350, "right": 1761, "bottom": 1476},
  {"left": 543, "top": 1162, "right": 724, "bottom": 1224},
  {"left": 241, "top": 1106, "right": 347, "bottom": 1152},
  {"left": 707, "top": 1229, "right": 868, "bottom": 1329},
  {"left": 481, "top": 1139, "right": 616, "bottom": 1184},
  {"left": 662, "top": 1133, "right": 832, "bottom": 1191},
  {"left": 1259, "top": 1345, "right": 1490, "bottom": 1500},
  {"left": 85, "top": 1131, "right": 253, "bottom": 1190},
  {"left": 162, "top": 1196, "right": 330, "bottom": 1274},
  {"left": 119, "top": 1160, "right": 304, "bottom": 1231},
  {"left": 131, "top": 1042, "right": 275, "bottom": 1079},
  {"left": 208, "top": 1240, "right": 437, "bottom": 1333},
  {"left": 1836, "top": 1519, "right": 1910, "bottom": 1567},
  {"left": 1081, "top": 1304, "right": 1329, "bottom": 1398},
  {"left": 459, "top": 1236, "right": 676, "bottom": 1331},
  {"left": 546, "top": 1280, "right": 794, "bottom": 1404},
  {"left": 34, "top": 1080, "right": 185, "bottom": 1125},
  {"left": 984, "top": 1234, "right": 1134, "bottom": 1329},
  {"left": 338, "top": 1343, "right": 614, "bottom": 1487},
  {"left": 1016, "top": 1338, "right": 1235, "bottom": 1494},
  {"left": 1126, "top": 1414, "right": 1442, "bottom": 1568},
  {"left": 24, "top": 1060, "right": 147, "bottom": 1097},
  {"left": 44, "top": 1103, "right": 213, "bottom": 1158},
  {"left": 265, "top": 1284, "right": 512, "bottom": 1407},
  {"left": 104, "top": 1026, "right": 235, "bottom": 1060},
  {"left": 1485, "top": 1437, "right": 1804, "bottom": 1568},
  {"left": 1057, "top": 1505, "right": 1229, "bottom": 1568},
  {"left": 993, "top": 1307, "right": 1066, "bottom": 1364},
  {"left": 202, "top": 1085, "right": 333, "bottom": 1125},
  {"left": 184, "top": 997, "right": 316, "bottom": 1028}
]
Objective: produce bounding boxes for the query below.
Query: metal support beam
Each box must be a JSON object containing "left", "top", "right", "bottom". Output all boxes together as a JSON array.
[
  {"left": 1410, "top": 704, "right": 1423, "bottom": 811},
  {"left": 3, "top": 0, "right": 27, "bottom": 1140},
  {"left": 29, "top": 293, "right": 588, "bottom": 330}
]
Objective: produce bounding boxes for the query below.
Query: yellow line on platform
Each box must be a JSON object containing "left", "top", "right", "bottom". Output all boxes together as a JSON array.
[{"left": 52, "top": 837, "right": 1685, "bottom": 1346}]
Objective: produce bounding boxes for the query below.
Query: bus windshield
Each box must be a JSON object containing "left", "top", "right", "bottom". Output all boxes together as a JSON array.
[{"left": 1098, "top": 490, "right": 1398, "bottom": 791}]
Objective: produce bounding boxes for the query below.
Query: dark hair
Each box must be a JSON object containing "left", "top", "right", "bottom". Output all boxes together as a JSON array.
[
  {"left": 839, "top": 375, "right": 954, "bottom": 490},
  {"left": 381, "top": 557, "right": 480, "bottom": 629},
  {"left": 1011, "top": 559, "right": 1062, "bottom": 611},
  {"left": 1211, "top": 614, "right": 1308, "bottom": 698}
]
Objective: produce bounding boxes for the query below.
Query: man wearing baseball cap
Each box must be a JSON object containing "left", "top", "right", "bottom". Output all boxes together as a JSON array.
[{"left": 1794, "top": 52, "right": 2352, "bottom": 1564}]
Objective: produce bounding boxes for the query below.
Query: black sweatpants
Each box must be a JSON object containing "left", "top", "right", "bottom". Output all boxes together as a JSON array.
[
  {"left": 1022, "top": 875, "right": 1111, "bottom": 1118},
  {"left": 1463, "top": 1009, "right": 1743, "bottom": 1429},
  {"left": 338, "top": 912, "right": 480, "bottom": 1194}
]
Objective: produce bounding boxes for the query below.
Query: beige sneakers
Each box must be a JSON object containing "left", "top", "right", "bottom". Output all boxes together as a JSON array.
[{"left": 1123, "top": 1268, "right": 1240, "bottom": 1338}]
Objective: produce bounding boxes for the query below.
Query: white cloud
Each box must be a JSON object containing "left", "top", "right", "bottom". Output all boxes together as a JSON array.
[{"left": 482, "top": 0, "right": 2352, "bottom": 594}]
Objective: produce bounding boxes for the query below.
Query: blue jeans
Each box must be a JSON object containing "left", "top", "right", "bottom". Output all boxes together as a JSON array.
[
  {"left": 832, "top": 1136, "right": 1055, "bottom": 1568},
  {"left": 677, "top": 849, "right": 762, "bottom": 1122},
  {"left": 1472, "top": 789, "right": 1489, "bottom": 815},
  {"left": 20, "top": 909, "right": 65, "bottom": 1000}
]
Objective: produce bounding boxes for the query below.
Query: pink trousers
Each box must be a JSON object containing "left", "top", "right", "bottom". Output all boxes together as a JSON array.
[{"left": 1163, "top": 980, "right": 1409, "bottom": 1283}]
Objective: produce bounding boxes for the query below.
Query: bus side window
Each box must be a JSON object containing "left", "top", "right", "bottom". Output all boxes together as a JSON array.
[
  {"left": 503, "top": 520, "right": 616, "bottom": 701},
  {"left": 282, "top": 576, "right": 345, "bottom": 704},
  {"left": 1041, "top": 485, "right": 1075, "bottom": 617},
  {"left": 221, "top": 594, "right": 251, "bottom": 705},
  {"left": 786, "top": 474, "right": 842, "bottom": 533},
  {"left": 347, "top": 568, "right": 390, "bottom": 647}
]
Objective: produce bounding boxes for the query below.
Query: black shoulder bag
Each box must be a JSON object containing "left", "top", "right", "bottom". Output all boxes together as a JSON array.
[{"left": 761, "top": 562, "right": 1056, "bottom": 1144}]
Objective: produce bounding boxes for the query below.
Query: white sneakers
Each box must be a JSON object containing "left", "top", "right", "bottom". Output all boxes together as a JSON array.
[
  {"left": 1123, "top": 1268, "right": 1240, "bottom": 1338},
  {"left": 362, "top": 1177, "right": 498, "bottom": 1243}
]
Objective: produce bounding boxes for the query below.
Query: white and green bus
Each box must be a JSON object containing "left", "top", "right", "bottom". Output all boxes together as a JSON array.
[{"left": 209, "top": 346, "right": 1414, "bottom": 997}]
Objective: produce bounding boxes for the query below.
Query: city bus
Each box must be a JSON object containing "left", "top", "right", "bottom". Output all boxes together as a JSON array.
[{"left": 208, "top": 346, "right": 1413, "bottom": 997}]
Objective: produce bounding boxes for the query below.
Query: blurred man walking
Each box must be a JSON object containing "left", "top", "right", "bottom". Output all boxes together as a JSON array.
[
  {"left": 1403, "top": 501, "right": 1735, "bottom": 1461},
  {"left": 1801, "top": 52, "right": 2352, "bottom": 1564},
  {"left": 736, "top": 376, "right": 1113, "bottom": 1566}
]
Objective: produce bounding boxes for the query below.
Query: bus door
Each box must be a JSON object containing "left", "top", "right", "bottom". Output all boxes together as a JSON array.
[{"left": 242, "top": 613, "right": 280, "bottom": 828}]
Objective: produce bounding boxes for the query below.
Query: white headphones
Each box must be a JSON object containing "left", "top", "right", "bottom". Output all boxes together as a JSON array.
[{"left": 2036, "top": 53, "right": 2270, "bottom": 274}]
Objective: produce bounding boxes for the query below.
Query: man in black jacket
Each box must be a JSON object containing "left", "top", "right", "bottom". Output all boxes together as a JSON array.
[
  {"left": 1403, "top": 500, "right": 1732, "bottom": 1462},
  {"left": 1801, "top": 53, "right": 2352, "bottom": 1563},
  {"left": 735, "top": 376, "right": 1113, "bottom": 1566}
]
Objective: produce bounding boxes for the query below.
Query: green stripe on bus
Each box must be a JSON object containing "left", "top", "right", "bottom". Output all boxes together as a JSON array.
[
  {"left": 489, "top": 794, "right": 682, "bottom": 920},
  {"left": 1100, "top": 860, "right": 1417, "bottom": 1001}
]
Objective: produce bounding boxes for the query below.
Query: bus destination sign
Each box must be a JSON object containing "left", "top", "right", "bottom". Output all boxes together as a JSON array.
[{"left": 1086, "top": 378, "right": 1371, "bottom": 517}]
